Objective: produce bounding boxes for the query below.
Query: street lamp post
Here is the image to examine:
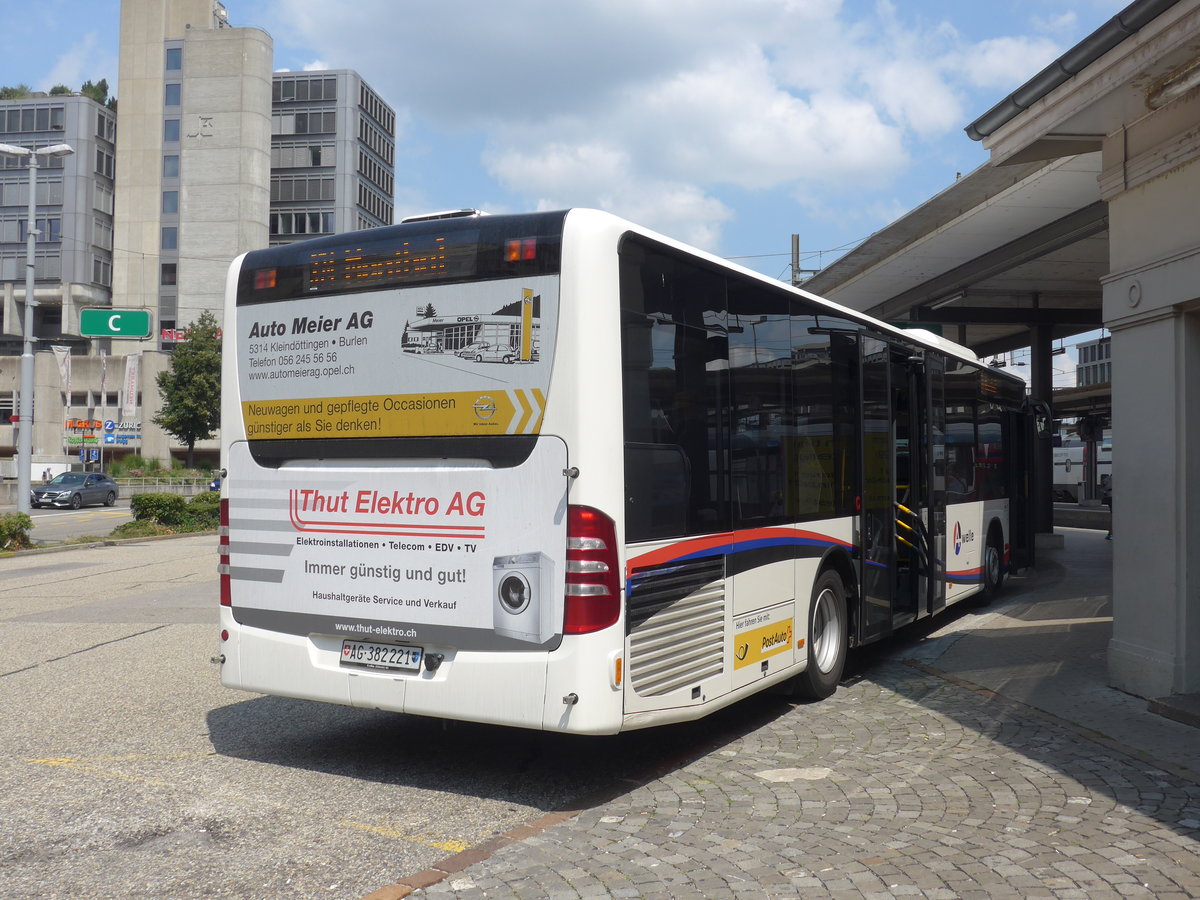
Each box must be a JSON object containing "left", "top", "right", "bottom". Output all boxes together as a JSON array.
[{"left": 0, "top": 142, "right": 74, "bottom": 514}]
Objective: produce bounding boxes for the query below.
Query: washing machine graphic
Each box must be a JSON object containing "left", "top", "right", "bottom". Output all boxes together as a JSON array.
[{"left": 493, "top": 552, "right": 555, "bottom": 643}]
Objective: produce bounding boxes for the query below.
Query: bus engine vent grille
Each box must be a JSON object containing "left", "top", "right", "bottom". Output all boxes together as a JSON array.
[{"left": 626, "top": 556, "right": 725, "bottom": 697}]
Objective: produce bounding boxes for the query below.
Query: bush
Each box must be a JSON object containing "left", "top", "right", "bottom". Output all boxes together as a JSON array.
[
  {"left": 183, "top": 490, "right": 220, "bottom": 530},
  {"left": 128, "top": 491, "right": 219, "bottom": 532},
  {"left": 0, "top": 512, "right": 34, "bottom": 552},
  {"left": 130, "top": 492, "right": 189, "bottom": 525},
  {"left": 110, "top": 520, "right": 176, "bottom": 539}
]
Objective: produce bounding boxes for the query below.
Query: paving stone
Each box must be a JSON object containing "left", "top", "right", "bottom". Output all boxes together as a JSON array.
[{"left": 410, "top": 647, "right": 1199, "bottom": 899}]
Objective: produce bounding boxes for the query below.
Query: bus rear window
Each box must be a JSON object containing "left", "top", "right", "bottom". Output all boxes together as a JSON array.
[{"left": 237, "top": 211, "right": 566, "bottom": 304}]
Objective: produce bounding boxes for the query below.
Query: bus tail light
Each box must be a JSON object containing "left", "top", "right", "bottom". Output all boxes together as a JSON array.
[
  {"left": 504, "top": 238, "right": 537, "bottom": 262},
  {"left": 218, "top": 499, "right": 231, "bottom": 607},
  {"left": 563, "top": 505, "right": 621, "bottom": 634}
]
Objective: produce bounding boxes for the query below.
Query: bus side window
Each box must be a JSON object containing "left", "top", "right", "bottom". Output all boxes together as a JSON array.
[{"left": 625, "top": 443, "right": 691, "bottom": 541}]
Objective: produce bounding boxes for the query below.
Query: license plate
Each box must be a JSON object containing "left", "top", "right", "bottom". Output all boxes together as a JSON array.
[{"left": 340, "top": 640, "right": 423, "bottom": 672}]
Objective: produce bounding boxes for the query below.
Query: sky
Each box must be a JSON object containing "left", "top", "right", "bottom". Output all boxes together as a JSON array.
[{"left": 3, "top": 0, "right": 1124, "bottom": 382}]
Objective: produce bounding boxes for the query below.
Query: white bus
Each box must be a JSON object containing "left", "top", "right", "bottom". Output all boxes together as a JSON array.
[{"left": 216, "top": 209, "right": 1034, "bottom": 733}]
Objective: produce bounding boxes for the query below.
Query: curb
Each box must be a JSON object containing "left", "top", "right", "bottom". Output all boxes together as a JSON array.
[{"left": 1, "top": 528, "right": 217, "bottom": 558}]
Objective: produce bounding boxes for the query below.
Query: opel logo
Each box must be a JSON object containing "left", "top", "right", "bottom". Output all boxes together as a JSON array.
[{"left": 473, "top": 395, "right": 497, "bottom": 421}]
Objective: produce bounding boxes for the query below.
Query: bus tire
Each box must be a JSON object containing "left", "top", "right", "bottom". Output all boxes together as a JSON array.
[
  {"left": 793, "top": 569, "right": 848, "bottom": 700},
  {"left": 981, "top": 527, "right": 1005, "bottom": 601}
]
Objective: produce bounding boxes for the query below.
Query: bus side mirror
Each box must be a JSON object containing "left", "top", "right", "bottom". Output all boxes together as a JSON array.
[
  {"left": 1032, "top": 405, "right": 1051, "bottom": 441},
  {"left": 1025, "top": 399, "right": 1053, "bottom": 437}
]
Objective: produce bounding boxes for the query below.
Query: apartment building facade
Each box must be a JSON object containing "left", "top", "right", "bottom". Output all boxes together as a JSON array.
[{"left": 270, "top": 69, "right": 395, "bottom": 246}]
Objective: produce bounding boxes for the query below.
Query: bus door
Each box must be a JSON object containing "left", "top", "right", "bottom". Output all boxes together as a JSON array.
[
  {"left": 925, "top": 354, "right": 947, "bottom": 614},
  {"left": 858, "top": 340, "right": 944, "bottom": 642},
  {"left": 893, "top": 347, "right": 945, "bottom": 623},
  {"left": 891, "top": 348, "right": 921, "bottom": 625},
  {"left": 858, "top": 338, "right": 894, "bottom": 643}
]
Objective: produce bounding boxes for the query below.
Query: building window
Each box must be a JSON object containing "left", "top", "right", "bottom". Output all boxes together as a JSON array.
[
  {"left": 273, "top": 76, "right": 338, "bottom": 103},
  {"left": 161, "top": 226, "right": 177, "bottom": 250},
  {"left": 271, "top": 175, "right": 335, "bottom": 202},
  {"left": 269, "top": 210, "right": 335, "bottom": 236},
  {"left": 95, "top": 110, "right": 114, "bottom": 141},
  {"left": 162, "top": 191, "right": 178, "bottom": 214},
  {"left": 19, "top": 218, "right": 62, "bottom": 242},
  {"left": 93, "top": 216, "right": 112, "bottom": 250},
  {"left": 161, "top": 263, "right": 177, "bottom": 285},
  {"left": 165, "top": 83, "right": 181, "bottom": 107},
  {"left": 93, "top": 256, "right": 112, "bottom": 287},
  {"left": 163, "top": 155, "right": 179, "bottom": 178},
  {"left": 95, "top": 148, "right": 114, "bottom": 179},
  {"left": 165, "top": 47, "right": 182, "bottom": 70},
  {"left": 164, "top": 119, "right": 180, "bottom": 142},
  {"left": 93, "top": 183, "right": 114, "bottom": 214}
]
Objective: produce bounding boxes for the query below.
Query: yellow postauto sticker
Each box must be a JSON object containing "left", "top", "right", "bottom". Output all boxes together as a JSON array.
[
  {"left": 734, "top": 617, "right": 794, "bottom": 669},
  {"left": 243, "top": 390, "right": 546, "bottom": 440}
]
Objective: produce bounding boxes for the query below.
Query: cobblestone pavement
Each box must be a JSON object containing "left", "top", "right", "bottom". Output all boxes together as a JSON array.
[{"left": 399, "top": 658, "right": 1200, "bottom": 900}]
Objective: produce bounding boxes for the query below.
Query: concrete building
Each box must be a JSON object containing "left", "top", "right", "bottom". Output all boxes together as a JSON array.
[
  {"left": 270, "top": 69, "right": 395, "bottom": 246},
  {"left": 1076, "top": 335, "right": 1112, "bottom": 387},
  {"left": 111, "top": 0, "right": 272, "bottom": 350}
]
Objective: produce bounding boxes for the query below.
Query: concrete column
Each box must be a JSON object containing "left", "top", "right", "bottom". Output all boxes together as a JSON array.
[
  {"left": 1029, "top": 320, "right": 1055, "bottom": 536},
  {"left": 1105, "top": 305, "right": 1192, "bottom": 697},
  {"left": 2, "top": 283, "right": 17, "bottom": 337},
  {"left": 62, "top": 283, "right": 81, "bottom": 336},
  {"left": 32, "top": 349, "right": 66, "bottom": 465},
  {"left": 139, "top": 351, "right": 173, "bottom": 466}
]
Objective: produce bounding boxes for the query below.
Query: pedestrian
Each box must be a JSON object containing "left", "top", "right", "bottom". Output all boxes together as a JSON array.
[{"left": 41, "top": 468, "right": 50, "bottom": 483}]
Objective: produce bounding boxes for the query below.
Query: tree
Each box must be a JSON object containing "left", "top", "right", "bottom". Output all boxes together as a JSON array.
[
  {"left": 80, "top": 79, "right": 110, "bottom": 105},
  {"left": 50, "top": 84, "right": 73, "bottom": 95},
  {"left": 153, "top": 310, "right": 221, "bottom": 468},
  {"left": 0, "top": 84, "right": 33, "bottom": 100},
  {"left": 418, "top": 303, "right": 437, "bottom": 318}
]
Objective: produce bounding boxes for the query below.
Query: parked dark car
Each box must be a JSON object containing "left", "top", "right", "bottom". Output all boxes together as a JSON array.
[{"left": 30, "top": 472, "right": 119, "bottom": 509}]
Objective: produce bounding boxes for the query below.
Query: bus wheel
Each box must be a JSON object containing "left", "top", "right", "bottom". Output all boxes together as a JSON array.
[
  {"left": 793, "top": 569, "right": 847, "bottom": 700},
  {"left": 982, "top": 529, "right": 1005, "bottom": 601}
]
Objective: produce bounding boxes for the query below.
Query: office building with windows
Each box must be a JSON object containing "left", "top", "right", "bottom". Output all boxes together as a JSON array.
[
  {"left": 0, "top": 94, "right": 116, "bottom": 459},
  {"left": 270, "top": 69, "right": 395, "bottom": 246},
  {"left": 0, "top": 95, "right": 116, "bottom": 358},
  {"left": 1076, "top": 336, "right": 1112, "bottom": 387}
]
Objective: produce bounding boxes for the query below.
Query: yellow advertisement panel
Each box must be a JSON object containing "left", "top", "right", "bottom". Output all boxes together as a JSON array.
[
  {"left": 733, "top": 615, "right": 795, "bottom": 670},
  {"left": 242, "top": 390, "right": 546, "bottom": 440},
  {"left": 237, "top": 277, "right": 556, "bottom": 440}
]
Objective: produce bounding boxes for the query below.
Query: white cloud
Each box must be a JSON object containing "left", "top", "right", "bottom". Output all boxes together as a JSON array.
[
  {"left": 269, "top": 0, "right": 1080, "bottom": 250},
  {"left": 483, "top": 141, "right": 733, "bottom": 249},
  {"left": 865, "top": 58, "right": 964, "bottom": 136},
  {"left": 1032, "top": 12, "right": 1079, "bottom": 35},
  {"left": 961, "top": 36, "right": 1065, "bottom": 89},
  {"left": 42, "top": 32, "right": 116, "bottom": 94}
]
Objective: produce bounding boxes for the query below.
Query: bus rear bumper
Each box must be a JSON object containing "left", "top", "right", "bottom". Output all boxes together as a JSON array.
[{"left": 216, "top": 609, "right": 624, "bottom": 733}]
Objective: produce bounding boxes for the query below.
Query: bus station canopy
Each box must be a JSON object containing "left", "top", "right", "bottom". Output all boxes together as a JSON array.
[{"left": 799, "top": 154, "right": 1107, "bottom": 363}]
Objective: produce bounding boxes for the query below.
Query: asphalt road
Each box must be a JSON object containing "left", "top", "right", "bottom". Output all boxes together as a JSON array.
[
  {"left": 22, "top": 500, "right": 136, "bottom": 545},
  {"left": 0, "top": 534, "right": 759, "bottom": 899}
]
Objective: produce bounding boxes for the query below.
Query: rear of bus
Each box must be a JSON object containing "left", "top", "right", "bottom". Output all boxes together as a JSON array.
[{"left": 216, "top": 210, "right": 629, "bottom": 733}]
